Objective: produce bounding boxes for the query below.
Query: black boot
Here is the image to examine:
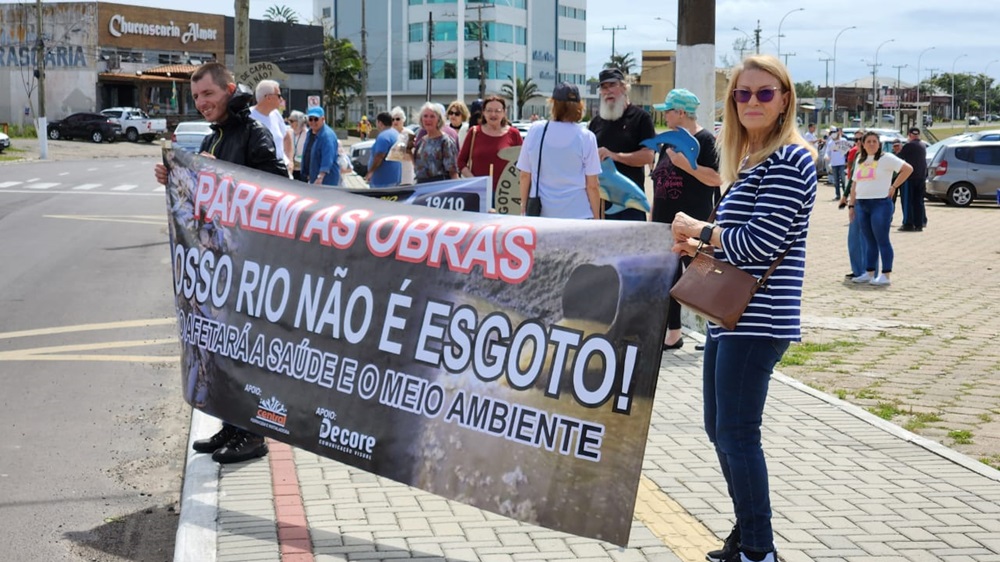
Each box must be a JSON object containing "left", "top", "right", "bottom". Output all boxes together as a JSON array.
[
  {"left": 212, "top": 430, "right": 268, "bottom": 464},
  {"left": 192, "top": 424, "right": 239, "bottom": 454},
  {"left": 706, "top": 524, "right": 740, "bottom": 562}
]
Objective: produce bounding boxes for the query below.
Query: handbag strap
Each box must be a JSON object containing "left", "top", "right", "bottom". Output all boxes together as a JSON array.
[
  {"left": 466, "top": 126, "right": 478, "bottom": 170},
  {"left": 531, "top": 122, "right": 550, "bottom": 198},
  {"left": 702, "top": 189, "right": 792, "bottom": 288}
]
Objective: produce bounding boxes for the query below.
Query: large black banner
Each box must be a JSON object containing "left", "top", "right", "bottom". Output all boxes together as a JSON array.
[{"left": 163, "top": 148, "right": 678, "bottom": 546}]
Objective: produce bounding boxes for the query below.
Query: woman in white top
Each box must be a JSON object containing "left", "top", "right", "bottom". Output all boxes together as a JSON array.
[
  {"left": 390, "top": 106, "right": 415, "bottom": 185},
  {"left": 516, "top": 83, "right": 601, "bottom": 219},
  {"left": 848, "top": 131, "right": 913, "bottom": 286}
]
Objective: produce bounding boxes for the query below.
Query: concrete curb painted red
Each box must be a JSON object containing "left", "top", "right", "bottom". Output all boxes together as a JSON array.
[{"left": 267, "top": 440, "right": 314, "bottom": 562}]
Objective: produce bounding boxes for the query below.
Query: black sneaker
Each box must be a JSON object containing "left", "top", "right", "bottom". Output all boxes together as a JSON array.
[
  {"left": 706, "top": 525, "right": 740, "bottom": 562},
  {"left": 192, "top": 424, "right": 239, "bottom": 454},
  {"left": 212, "top": 430, "right": 268, "bottom": 464}
]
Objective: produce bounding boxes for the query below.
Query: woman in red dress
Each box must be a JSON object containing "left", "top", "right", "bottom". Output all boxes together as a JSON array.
[{"left": 457, "top": 95, "right": 523, "bottom": 208}]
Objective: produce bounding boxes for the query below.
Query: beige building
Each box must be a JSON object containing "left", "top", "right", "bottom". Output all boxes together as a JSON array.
[{"left": 638, "top": 49, "right": 730, "bottom": 122}]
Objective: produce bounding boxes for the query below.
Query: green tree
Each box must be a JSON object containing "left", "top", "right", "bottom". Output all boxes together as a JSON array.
[
  {"left": 604, "top": 52, "right": 637, "bottom": 76},
  {"left": 500, "top": 76, "right": 542, "bottom": 119},
  {"left": 795, "top": 80, "right": 817, "bottom": 99},
  {"left": 322, "top": 36, "right": 363, "bottom": 127},
  {"left": 263, "top": 4, "right": 299, "bottom": 24}
]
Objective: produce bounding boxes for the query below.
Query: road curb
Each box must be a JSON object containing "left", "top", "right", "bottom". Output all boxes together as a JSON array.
[{"left": 173, "top": 409, "right": 221, "bottom": 562}]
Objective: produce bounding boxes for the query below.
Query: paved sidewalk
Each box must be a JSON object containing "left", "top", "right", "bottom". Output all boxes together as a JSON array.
[{"left": 175, "top": 333, "right": 1000, "bottom": 562}]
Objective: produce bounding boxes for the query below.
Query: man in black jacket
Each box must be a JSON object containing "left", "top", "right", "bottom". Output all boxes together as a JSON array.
[{"left": 155, "top": 62, "right": 286, "bottom": 464}]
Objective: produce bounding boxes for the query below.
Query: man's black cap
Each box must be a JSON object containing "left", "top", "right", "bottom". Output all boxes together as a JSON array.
[
  {"left": 908, "top": 127, "right": 921, "bottom": 135},
  {"left": 599, "top": 68, "right": 625, "bottom": 84}
]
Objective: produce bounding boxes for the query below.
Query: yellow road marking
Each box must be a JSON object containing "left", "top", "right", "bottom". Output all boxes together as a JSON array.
[
  {"left": 44, "top": 214, "right": 165, "bottom": 226},
  {"left": 0, "top": 319, "right": 180, "bottom": 364},
  {"left": 0, "top": 318, "right": 176, "bottom": 339},
  {"left": 634, "top": 474, "right": 723, "bottom": 562}
]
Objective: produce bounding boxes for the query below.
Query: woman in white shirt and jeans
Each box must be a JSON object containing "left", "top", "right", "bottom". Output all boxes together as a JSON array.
[
  {"left": 516, "top": 82, "right": 601, "bottom": 219},
  {"left": 848, "top": 131, "right": 913, "bottom": 286}
]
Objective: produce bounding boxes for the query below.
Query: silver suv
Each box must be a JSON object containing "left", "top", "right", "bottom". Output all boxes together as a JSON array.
[{"left": 926, "top": 141, "right": 1000, "bottom": 206}]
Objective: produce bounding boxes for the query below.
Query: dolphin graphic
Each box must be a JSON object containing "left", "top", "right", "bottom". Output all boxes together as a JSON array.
[
  {"left": 598, "top": 157, "right": 651, "bottom": 213},
  {"left": 639, "top": 128, "right": 700, "bottom": 170}
]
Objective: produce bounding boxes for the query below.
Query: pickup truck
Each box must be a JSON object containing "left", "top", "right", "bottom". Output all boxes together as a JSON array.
[{"left": 100, "top": 107, "right": 168, "bottom": 142}]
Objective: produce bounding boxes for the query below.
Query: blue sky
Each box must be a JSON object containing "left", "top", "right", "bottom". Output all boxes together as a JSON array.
[{"left": 80, "top": 0, "right": 999, "bottom": 90}]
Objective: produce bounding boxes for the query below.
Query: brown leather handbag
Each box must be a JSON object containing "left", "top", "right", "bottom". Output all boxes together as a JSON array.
[{"left": 669, "top": 243, "right": 790, "bottom": 330}]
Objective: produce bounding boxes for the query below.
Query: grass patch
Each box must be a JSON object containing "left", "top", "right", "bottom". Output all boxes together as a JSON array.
[
  {"left": 870, "top": 402, "right": 903, "bottom": 420},
  {"left": 948, "top": 429, "right": 974, "bottom": 445},
  {"left": 855, "top": 387, "right": 882, "bottom": 400},
  {"left": 834, "top": 389, "right": 847, "bottom": 400},
  {"left": 978, "top": 413, "right": 993, "bottom": 423},
  {"left": 778, "top": 340, "right": 859, "bottom": 367},
  {"left": 980, "top": 455, "right": 1000, "bottom": 470},
  {"left": 0, "top": 147, "right": 26, "bottom": 162},
  {"left": 903, "top": 412, "right": 942, "bottom": 432}
]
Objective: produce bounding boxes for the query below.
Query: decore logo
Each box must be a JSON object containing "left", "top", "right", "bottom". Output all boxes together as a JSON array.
[{"left": 108, "top": 14, "right": 218, "bottom": 44}]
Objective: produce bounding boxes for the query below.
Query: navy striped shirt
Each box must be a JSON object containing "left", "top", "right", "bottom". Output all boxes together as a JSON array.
[{"left": 711, "top": 144, "right": 817, "bottom": 340}]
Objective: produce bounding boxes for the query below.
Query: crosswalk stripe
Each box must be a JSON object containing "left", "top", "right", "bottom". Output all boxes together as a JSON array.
[
  {"left": 0, "top": 181, "right": 23, "bottom": 188},
  {"left": 73, "top": 184, "right": 102, "bottom": 191},
  {"left": 25, "top": 182, "right": 60, "bottom": 189},
  {"left": 110, "top": 184, "right": 138, "bottom": 191},
  {"left": 152, "top": 185, "right": 166, "bottom": 193}
]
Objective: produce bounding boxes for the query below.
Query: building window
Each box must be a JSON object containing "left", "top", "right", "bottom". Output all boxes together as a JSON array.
[
  {"left": 409, "top": 60, "right": 423, "bottom": 80},
  {"left": 321, "top": 7, "right": 331, "bottom": 17},
  {"left": 558, "top": 39, "right": 586, "bottom": 53},
  {"left": 464, "top": 22, "right": 526, "bottom": 45},
  {"left": 426, "top": 0, "right": 456, "bottom": 4},
  {"left": 158, "top": 53, "right": 181, "bottom": 64},
  {"left": 558, "top": 5, "right": 586, "bottom": 20},
  {"left": 408, "top": 0, "right": 422, "bottom": 5},
  {"left": 409, "top": 23, "right": 424, "bottom": 42},
  {"left": 469, "top": 0, "right": 526, "bottom": 7},
  {"left": 557, "top": 72, "right": 585, "bottom": 85},
  {"left": 431, "top": 59, "right": 458, "bottom": 79},
  {"left": 432, "top": 21, "right": 458, "bottom": 41}
]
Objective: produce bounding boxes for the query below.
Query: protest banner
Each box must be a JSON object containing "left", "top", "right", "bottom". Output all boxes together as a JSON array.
[{"left": 162, "top": 147, "right": 677, "bottom": 546}]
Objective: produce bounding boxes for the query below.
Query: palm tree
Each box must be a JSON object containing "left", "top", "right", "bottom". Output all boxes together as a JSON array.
[
  {"left": 500, "top": 77, "right": 541, "bottom": 120},
  {"left": 263, "top": 4, "right": 299, "bottom": 24},
  {"left": 322, "top": 37, "right": 363, "bottom": 127},
  {"left": 604, "top": 52, "right": 637, "bottom": 76}
]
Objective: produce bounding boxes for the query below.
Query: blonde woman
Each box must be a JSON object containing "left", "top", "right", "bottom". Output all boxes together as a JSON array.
[
  {"left": 670, "top": 54, "right": 817, "bottom": 562},
  {"left": 411, "top": 102, "right": 459, "bottom": 183}
]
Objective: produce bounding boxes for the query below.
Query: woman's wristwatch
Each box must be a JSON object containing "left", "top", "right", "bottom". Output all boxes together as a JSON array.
[{"left": 699, "top": 224, "right": 716, "bottom": 245}]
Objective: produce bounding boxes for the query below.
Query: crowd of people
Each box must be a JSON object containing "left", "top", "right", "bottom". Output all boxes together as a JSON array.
[{"left": 155, "top": 53, "right": 955, "bottom": 562}]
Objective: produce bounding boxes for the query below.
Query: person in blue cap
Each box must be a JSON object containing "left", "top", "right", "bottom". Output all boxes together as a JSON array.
[{"left": 301, "top": 106, "right": 341, "bottom": 186}]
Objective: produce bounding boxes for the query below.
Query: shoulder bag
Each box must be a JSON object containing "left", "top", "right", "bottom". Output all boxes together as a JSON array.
[
  {"left": 668, "top": 203, "right": 791, "bottom": 330},
  {"left": 461, "top": 126, "right": 478, "bottom": 177},
  {"left": 525, "top": 122, "right": 549, "bottom": 217}
]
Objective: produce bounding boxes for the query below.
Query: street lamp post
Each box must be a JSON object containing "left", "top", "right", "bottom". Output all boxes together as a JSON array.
[
  {"left": 985, "top": 60, "right": 998, "bottom": 122},
  {"left": 873, "top": 38, "right": 895, "bottom": 124},
  {"left": 776, "top": 8, "right": 804, "bottom": 60},
  {"left": 915, "top": 46, "right": 935, "bottom": 113},
  {"left": 831, "top": 25, "right": 857, "bottom": 127},
  {"left": 892, "top": 63, "right": 907, "bottom": 128},
  {"left": 952, "top": 54, "right": 968, "bottom": 123}
]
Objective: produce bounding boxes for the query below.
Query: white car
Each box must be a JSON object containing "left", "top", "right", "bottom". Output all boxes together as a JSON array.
[
  {"left": 171, "top": 121, "right": 213, "bottom": 153},
  {"left": 0, "top": 130, "right": 10, "bottom": 153}
]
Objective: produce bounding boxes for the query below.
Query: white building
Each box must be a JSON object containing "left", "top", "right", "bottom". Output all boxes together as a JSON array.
[{"left": 315, "top": 0, "right": 587, "bottom": 122}]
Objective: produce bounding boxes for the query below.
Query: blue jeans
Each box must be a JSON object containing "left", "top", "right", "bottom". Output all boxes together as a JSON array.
[
  {"left": 703, "top": 335, "right": 790, "bottom": 554},
  {"left": 830, "top": 165, "right": 845, "bottom": 198},
  {"left": 855, "top": 198, "right": 894, "bottom": 273},
  {"left": 847, "top": 215, "right": 868, "bottom": 276}
]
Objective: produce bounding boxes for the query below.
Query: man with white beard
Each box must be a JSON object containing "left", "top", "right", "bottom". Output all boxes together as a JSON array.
[{"left": 588, "top": 67, "right": 656, "bottom": 221}]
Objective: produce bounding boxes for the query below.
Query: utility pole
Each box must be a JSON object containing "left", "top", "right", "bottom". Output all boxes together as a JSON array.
[
  {"left": 235, "top": 0, "right": 249, "bottom": 67},
  {"left": 469, "top": 3, "right": 486, "bottom": 100},
  {"left": 819, "top": 56, "right": 833, "bottom": 87},
  {"left": 34, "top": 0, "right": 47, "bottom": 159},
  {"left": 781, "top": 52, "right": 795, "bottom": 66},
  {"left": 893, "top": 63, "right": 907, "bottom": 128},
  {"left": 426, "top": 13, "right": 434, "bottom": 101},
  {"left": 360, "top": 0, "right": 368, "bottom": 118},
  {"left": 753, "top": 20, "right": 761, "bottom": 55},
  {"left": 602, "top": 25, "right": 626, "bottom": 58}
]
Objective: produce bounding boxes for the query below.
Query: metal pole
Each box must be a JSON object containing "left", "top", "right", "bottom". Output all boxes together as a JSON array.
[
  {"left": 602, "top": 25, "right": 626, "bottom": 58},
  {"left": 457, "top": 0, "right": 464, "bottom": 102},
  {"left": 874, "top": 39, "right": 895, "bottom": 124},
  {"left": 916, "top": 46, "right": 935, "bottom": 111},
  {"left": 985, "top": 60, "right": 998, "bottom": 122},
  {"left": 892, "top": 63, "right": 906, "bottom": 128},
  {"left": 831, "top": 26, "right": 856, "bottom": 127},
  {"left": 776, "top": 8, "right": 804, "bottom": 60},
  {"left": 952, "top": 54, "right": 967, "bottom": 123},
  {"left": 34, "top": 0, "right": 47, "bottom": 159},
  {"left": 386, "top": 0, "right": 392, "bottom": 109}
]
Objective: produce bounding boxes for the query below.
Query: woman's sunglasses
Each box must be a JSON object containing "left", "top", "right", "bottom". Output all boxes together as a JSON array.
[
  {"left": 732, "top": 87, "right": 782, "bottom": 104},
  {"left": 447, "top": 110, "right": 462, "bottom": 116}
]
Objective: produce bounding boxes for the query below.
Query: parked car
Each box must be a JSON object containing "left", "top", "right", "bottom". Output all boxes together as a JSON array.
[
  {"left": 100, "top": 107, "right": 168, "bottom": 142},
  {"left": 171, "top": 121, "right": 213, "bottom": 153},
  {"left": 46, "top": 113, "right": 121, "bottom": 143},
  {"left": 926, "top": 130, "right": 1000, "bottom": 167},
  {"left": 0, "top": 130, "right": 10, "bottom": 153},
  {"left": 349, "top": 139, "right": 376, "bottom": 176},
  {"left": 968, "top": 115, "right": 979, "bottom": 126},
  {"left": 926, "top": 141, "right": 1000, "bottom": 206}
]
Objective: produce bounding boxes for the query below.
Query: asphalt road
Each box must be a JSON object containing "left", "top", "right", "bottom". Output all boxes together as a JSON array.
[{"left": 0, "top": 155, "right": 187, "bottom": 561}]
